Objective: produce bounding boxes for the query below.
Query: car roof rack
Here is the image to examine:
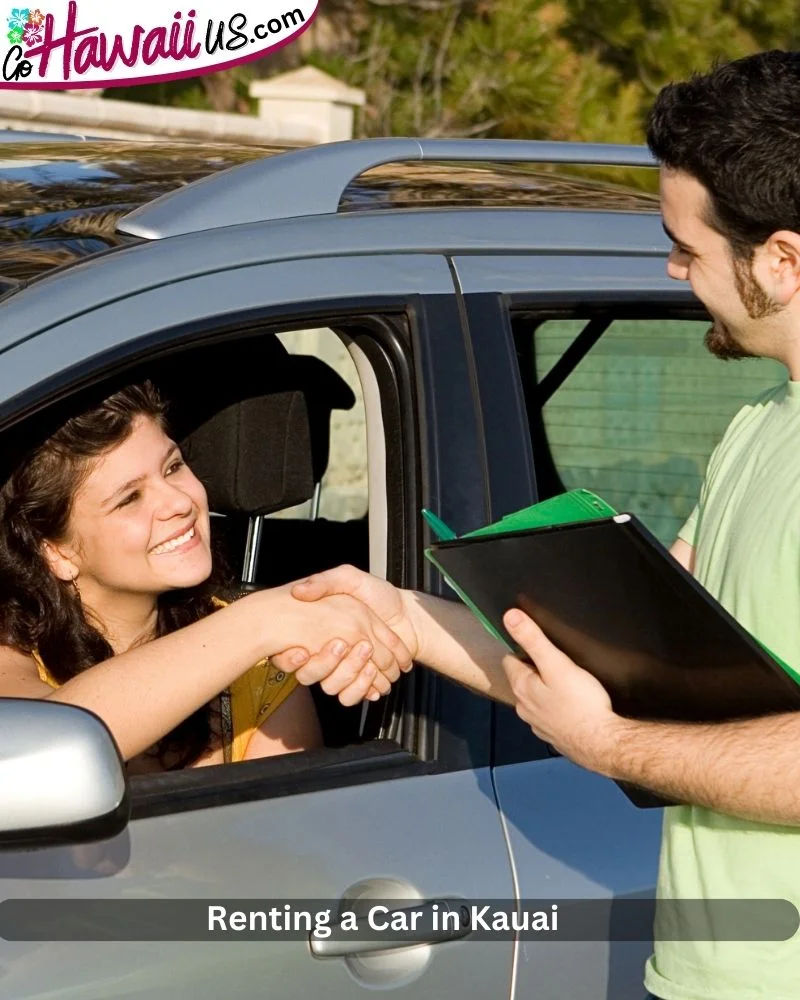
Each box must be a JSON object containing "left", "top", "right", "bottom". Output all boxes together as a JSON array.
[{"left": 116, "top": 137, "right": 657, "bottom": 240}]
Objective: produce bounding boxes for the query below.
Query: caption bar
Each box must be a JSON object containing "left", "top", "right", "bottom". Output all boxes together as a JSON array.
[{"left": 0, "top": 898, "right": 797, "bottom": 942}]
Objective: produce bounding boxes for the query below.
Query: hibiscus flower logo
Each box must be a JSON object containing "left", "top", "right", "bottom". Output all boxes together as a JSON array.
[
  {"left": 7, "top": 7, "right": 29, "bottom": 31},
  {"left": 6, "top": 7, "right": 28, "bottom": 43},
  {"left": 6, "top": 7, "right": 45, "bottom": 47},
  {"left": 22, "top": 13, "right": 43, "bottom": 45}
]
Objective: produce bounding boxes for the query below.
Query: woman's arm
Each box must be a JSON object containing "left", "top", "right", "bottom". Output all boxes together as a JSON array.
[
  {"left": 0, "top": 585, "right": 409, "bottom": 761},
  {"left": 276, "top": 539, "right": 698, "bottom": 703},
  {"left": 272, "top": 567, "right": 515, "bottom": 704}
]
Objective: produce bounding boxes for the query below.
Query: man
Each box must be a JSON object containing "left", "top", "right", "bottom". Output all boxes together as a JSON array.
[{"left": 274, "top": 51, "right": 800, "bottom": 1000}]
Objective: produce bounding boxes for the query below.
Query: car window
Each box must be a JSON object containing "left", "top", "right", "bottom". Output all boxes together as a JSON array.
[
  {"left": 514, "top": 314, "right": 785, "bottom": 545},
  {"left": 273, "top": 327, "right": 368, "bottom": 522},
  {"left": 0, "top": 294, "right": 479, "bottom": 807}
]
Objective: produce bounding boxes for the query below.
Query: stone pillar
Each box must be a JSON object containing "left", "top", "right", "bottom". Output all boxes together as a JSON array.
[{"left": 249, "top": 66, "right": 365, "bottom": 144}]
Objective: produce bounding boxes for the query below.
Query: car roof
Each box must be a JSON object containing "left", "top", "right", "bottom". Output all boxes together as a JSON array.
[{"left": 0, "top": 137, "right": 660, "bottom": 286}]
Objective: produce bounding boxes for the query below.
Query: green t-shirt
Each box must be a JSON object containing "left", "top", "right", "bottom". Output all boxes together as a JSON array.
[{"left": 644, "top": 380, "right": 800, "bottom": 1000}]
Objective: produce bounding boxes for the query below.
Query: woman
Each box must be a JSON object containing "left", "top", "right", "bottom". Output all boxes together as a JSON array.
[{"left": 0, "top": 382, "right": 412, "bottom": 773}]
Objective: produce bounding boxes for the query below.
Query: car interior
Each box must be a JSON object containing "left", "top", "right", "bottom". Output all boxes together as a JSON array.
[{"left": 157, "top": 329, "right": 378, "bottom": 751}]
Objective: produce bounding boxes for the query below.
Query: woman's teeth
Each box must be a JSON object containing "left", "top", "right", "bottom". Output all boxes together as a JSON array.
[{"left": 151, "top": 526, "right": 195, "bottom": 555}]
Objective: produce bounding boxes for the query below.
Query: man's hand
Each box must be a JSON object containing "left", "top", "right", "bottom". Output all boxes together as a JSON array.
[
  {"left": 501, "top": 608, "right": 624, "bottom": 775},
  {"left": 293, "top": 566, "right": 421, "bottom": 659},
  {"left": 270, "top": 567, "right": 418, "bottom": 705}
]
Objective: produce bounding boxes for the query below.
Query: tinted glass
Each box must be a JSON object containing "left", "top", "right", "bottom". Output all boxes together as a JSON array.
[{"left": 518, "top": 316, "right": 784, "bottom": 545}]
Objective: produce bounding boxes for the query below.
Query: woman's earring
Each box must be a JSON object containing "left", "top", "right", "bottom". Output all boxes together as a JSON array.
[{"left": 71, "top": 576, "right": 80, "bottom": 600}]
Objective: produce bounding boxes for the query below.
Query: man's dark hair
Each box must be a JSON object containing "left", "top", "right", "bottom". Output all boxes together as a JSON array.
[{"left": 647, "top": 50, "right": 800, "bottom": 259}]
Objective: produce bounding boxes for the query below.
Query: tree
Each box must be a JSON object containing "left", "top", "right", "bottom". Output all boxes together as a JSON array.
[
  {"left": 112, "top": 0, "right": 800, "bottom": 166},
  {"left": 310, "top": 0, "right": 570, "bottom": 138}
]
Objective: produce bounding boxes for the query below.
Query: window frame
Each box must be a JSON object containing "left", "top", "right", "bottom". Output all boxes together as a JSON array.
[
  {"left": 512, "top": 300, "right": 709, "bottom": 505},
  {"left": 493, "top": 295, "right": 716, "bottom": 766},
  {"left": 0, "top": 263, "right": 494, "bottom": 817}
]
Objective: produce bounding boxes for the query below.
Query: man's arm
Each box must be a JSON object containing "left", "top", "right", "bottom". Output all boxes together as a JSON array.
[
  {"left": 501, "top": 607, "right": 800, "bottom": 827},
  {"left": 670, "top": 537, "right": 694, "bottom": 573},
  {"left": 402, "top": 537, "right": 695, "bottom": 705},
  {"left": 282, "top": 541, "right": 800, "bottom": 823},
  {"left": 604, "top": 712, "right": 800, "bottom": 824},
  {"left": 405, "top": 591, "right": 515, "bottom": 705},
  {"left": 601, "top": 538, "right": 800, "bottom": 822},
  {"left": 279, "top": 567, "right": 515, "bottom": 704},
  {"left": 282, "top": 538, "right": 695, "bottom": 715}
]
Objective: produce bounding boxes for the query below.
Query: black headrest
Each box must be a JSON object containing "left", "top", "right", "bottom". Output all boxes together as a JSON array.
[
  {"left": 179, "top": 390, "right": 315, "bottom": 515},
  {"left": 162, "top": 336, "right": 356, "bottom": 516},
  {"left": 273, "top": 353, "right": 356, "bottom": 482},
  {"left": 0, "top": 335, "right": 356, "bottom": 519}
]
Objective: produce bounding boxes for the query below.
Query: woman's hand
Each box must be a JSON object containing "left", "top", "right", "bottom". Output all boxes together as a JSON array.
[
  {"left": 270, "top": 567, "right": 420, "bottom": 704},
  {"left": 267, "top": 582, "right": 414, "bottom": 706},
  {"left": 293, "top": 567, "right": 421, "bottom": 658}
]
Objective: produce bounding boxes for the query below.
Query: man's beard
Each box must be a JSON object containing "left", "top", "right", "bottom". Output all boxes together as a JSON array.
[
  {"left": 704, "top": 320, "right": 753, "bottom": 360},
  {"left": 705, "top": 257, "right": 780, "bottom": 360}
]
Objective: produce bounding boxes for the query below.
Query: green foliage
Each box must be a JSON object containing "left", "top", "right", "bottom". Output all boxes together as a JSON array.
[
  {"left": 724, "top": 0, "right": 800, "bottom": 49},
  {"left": 307, "top": 0, "right": 798, "bottom": 147},
  {"left": 114, "top": 0, "right": 800, "bottom": 164},
  {"left": 307, "top": 0, "right": 569, "bottom": 138},
  {"left": 561, "top": 0, "right": 756, "bottom": 89}
]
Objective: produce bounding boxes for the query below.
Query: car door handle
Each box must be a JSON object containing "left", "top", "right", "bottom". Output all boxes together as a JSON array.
[{"left": 309, "top": 898, "right": 470, "bottom": 957}]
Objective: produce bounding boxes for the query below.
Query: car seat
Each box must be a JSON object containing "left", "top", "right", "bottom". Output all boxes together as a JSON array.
[{"left": 158, "top": 334, "right": 369, "bottom": 746}]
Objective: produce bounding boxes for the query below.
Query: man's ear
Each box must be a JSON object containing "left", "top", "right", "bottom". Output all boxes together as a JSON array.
[
  {"left": 761, "top": 230, "right": 800, "bottom": 306},
  {"left": 41, "top": 539, "right": 80, "bottom": 583}
]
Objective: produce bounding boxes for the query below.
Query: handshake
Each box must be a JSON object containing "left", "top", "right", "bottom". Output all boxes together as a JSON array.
[
  {"left": 270, "top": 565, "right": 422, "bottom": 707},
  {"left": 270, "top": 563, "right": 623, "bottom": 781}
]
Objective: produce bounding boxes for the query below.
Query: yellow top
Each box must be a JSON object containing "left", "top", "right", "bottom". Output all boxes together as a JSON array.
[{"left": 32, "top": 597, "right": 298, "bottom": 764}]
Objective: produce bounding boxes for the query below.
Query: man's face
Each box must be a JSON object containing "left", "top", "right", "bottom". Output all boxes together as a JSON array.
[{"left": 660, "top": 168, "right": 779, "bottom": 360}]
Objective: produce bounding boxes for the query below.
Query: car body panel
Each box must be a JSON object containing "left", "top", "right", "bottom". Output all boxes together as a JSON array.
[
  {"left": 494, "top": 760, "right": 662, "bottom": 1000},
  {"left": 0, "top": 248, "right": 515, "bottom": 999},
  {"left": 0, "top": 210, "right": 672, "bottom": 357},
  {"left": 453, "top": 253, "right": 700, "bottom": 999},
  {"left": 0, "top": 770, "right": 515, "bottom": 1000},
  {"left": 452, "top": 252, "right": 692, "bottom": 298},
  {"left": 0, "top": 253, "right": 453, "bottom": 421}
]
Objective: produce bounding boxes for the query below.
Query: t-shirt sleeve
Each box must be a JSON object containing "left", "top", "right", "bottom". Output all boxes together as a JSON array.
[
  {"left": 677, "top": 432, "right": 728, "bottom": 549},
  {"left": 677, "top": 503, "right": 700, "bottom": 547}
]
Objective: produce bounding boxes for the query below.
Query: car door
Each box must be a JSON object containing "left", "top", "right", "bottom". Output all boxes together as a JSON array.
[
  {"left": 456, "top": 247, "right": 792, "bottom": 1000},
  {"left": 0, "top": 248, "right": 515, "bottom": 1000},
  {"left": 452, "top": 252, "right": 700, "bottom": 1000}
]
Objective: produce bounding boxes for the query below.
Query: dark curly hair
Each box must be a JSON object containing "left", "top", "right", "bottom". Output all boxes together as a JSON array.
[
  {"left": 647, "top": 50, "right": 800, "bottom": 260},
  {"left": 0, "top": 381, "right": 230, "bottom": 769}
]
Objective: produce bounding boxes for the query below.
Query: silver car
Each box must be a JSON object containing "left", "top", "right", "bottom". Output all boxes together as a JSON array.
[{"left": 0, "top": 135, "right": 785, "bottom": 999}]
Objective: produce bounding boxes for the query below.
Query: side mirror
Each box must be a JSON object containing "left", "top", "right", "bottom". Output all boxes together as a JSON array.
[{"left": 0, "top": 698, "right": 129, "bottom": 850}]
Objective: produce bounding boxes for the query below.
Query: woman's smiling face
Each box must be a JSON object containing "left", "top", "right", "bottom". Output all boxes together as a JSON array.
[{"left": 47, "top": 414, "right": 213, "bottom": 599}]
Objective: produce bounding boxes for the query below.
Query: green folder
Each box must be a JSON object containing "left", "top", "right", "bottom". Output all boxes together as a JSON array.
[
  {"left": 422, "top": 489, "right": 800, "bottom": 687},
  {"left": 423, "top": 488, "right": 616, "bottom": 544},
  {"left": 422, "top": 489, "right": 618, "bottom": 651}
]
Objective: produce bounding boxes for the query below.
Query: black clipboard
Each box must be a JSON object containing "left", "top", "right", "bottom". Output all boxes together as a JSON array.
[{"left": 427, "top": 513, "right": 800, "bottom": 808}]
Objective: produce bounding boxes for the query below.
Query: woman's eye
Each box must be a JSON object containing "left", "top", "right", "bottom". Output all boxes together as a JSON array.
[
  {"left": 116, "top": 491, "right": 140, "bottom": 509},
  {"left": 166, "top": 458, "right": 185, "bottom": 476}
]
